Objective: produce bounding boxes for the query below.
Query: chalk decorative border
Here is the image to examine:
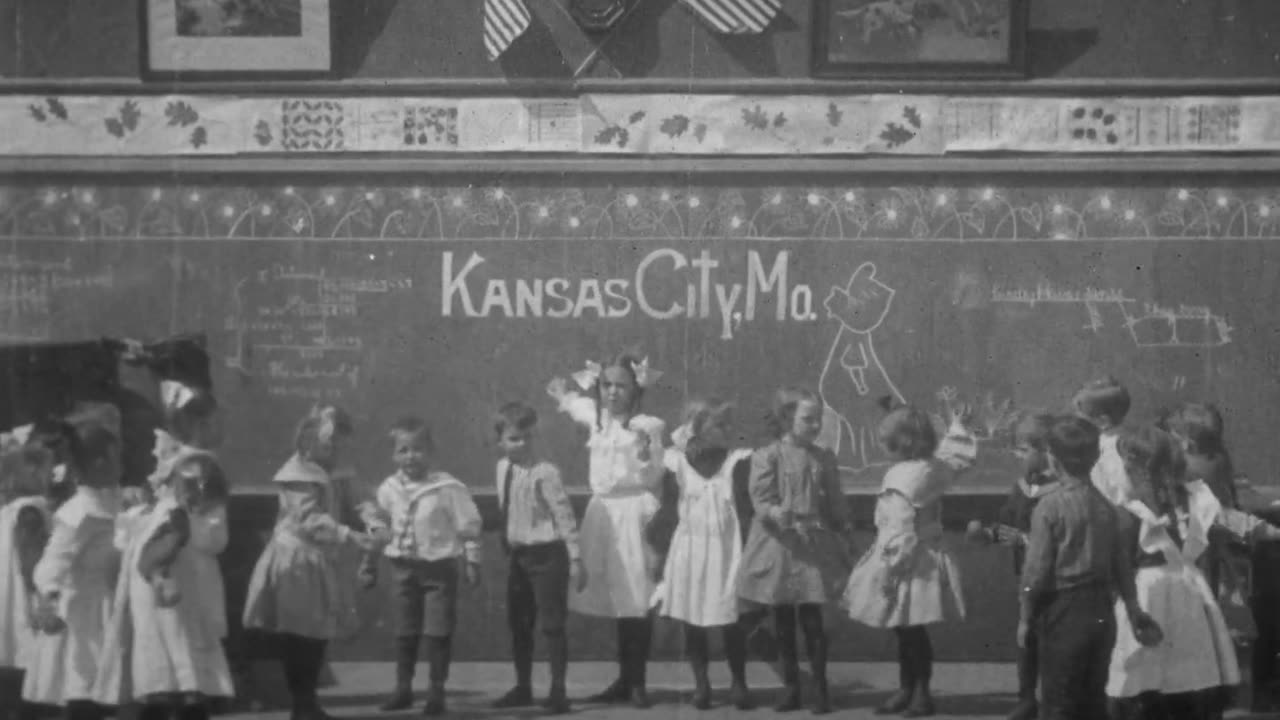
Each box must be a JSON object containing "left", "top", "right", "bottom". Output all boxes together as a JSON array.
[
  {"left": 0, "top": 94, "right": 1277, "bottom": 156},
  {"left": 3, "top": 184, "right": 1278, "bottom": 241}
]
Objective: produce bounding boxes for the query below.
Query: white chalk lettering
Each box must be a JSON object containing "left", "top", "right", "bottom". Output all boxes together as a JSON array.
[
  {"left": 791, "top": 284, "right": 815, "bottom": 321},
  {"left": 746, "top": 251, "right": 788, "bottom": 321},
  {"left": 480, "top": 279, "right": 514, "bottom": 317},
  {"left": 715, "top": 283, "right": 743, "bottom": 340},
  {"left": 515, "top": 279, "right": 542, "bottom": 317},
  {"left": 545, "top": 278, "right": 573, "bottom": 318},
  {"left": 573, "top": 280, "right": 606, "bottom": 318},
  {"left": 636, "top": 249, "right": 686, "bottom": 319},
  {"left": 604, "top": 279, "right": 631, "bottom": 318},
  {"left": 441, "top": 251, "right": 484, "bottom": 317}
]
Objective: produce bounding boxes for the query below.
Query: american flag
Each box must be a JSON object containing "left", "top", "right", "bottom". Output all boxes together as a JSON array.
[
  {"left": 680, "top": 0, "right": 783, "bottom": 34},
  {"left": 484, "top": 0, "right": 533, "bottom": 61}
]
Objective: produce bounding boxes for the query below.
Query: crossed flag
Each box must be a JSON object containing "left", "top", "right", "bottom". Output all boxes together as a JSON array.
[{"left": 484, "top": 0, "right": 784, "bottom": 60}]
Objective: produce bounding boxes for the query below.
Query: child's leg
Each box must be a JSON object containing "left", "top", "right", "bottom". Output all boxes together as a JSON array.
[
  {"left": 1008, "top": 623, "right": 1039, "bottom": 720},
  {"left": 382, "top": 560, "right": 424, "bottom": 711},
  {"left": 495, "top": 550, "right": 537, "bottom": 706},
  {"left": 177, "top": 693, "right": 211, "bottom": 720},
  {"left": 877, "top": 627, "right": 915, "bottom": 714},
  {"left": 723, "top": 618, "right": 753, "bottom": 709},
  {"left": 684, "top": 623, "right": 712, "bottom": 709},
  {"left": 773, "top": 605, "right": 802, "bottom": 712},
  {"left": 531, "top": 544, "right": 572, "bottom": 712},
  {"left": 798, "top": 604, "right": 831, "bottom": 714},
  {"left": 422, "top": 560, "right": 459, "bottom": 717},
  {"left": 300, "top": 637, "right": 333, "bottom": 720},
  {"left": 904, "top": 626, "right": 936, "bottom": 717},
  {"left": 588, "top": 620, "right": 632, "bottom": 703},
  {"left": 622, "top": 615, "right": 654, "bottom": 708}
]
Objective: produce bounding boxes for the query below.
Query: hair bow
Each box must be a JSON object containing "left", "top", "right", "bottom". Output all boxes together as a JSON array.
[
  {"left": 148, "top": 428, "right": 207, "bottom": 487},
  {"left": 0, "top": 424, "right": 32, "bottom": 454},
  {"left": 572, "top": 360, "right": 603, "bottom": 392},
  {"left": 316, "top": 406, "right": 340, "bottom": 444},
  {"left": 631, "top": 357, "right": 662, "bottom": 388},
  {"left": 671, "top": 423, "right": 693, "bottom": 452},
  {"left": 160, "top": 379, "right": 198, "bottom": 411}
]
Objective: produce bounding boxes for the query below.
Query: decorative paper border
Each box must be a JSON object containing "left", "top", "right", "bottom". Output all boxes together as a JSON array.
[
  {"left": 0, "top": 94, "right": 1277, "bottom": 157},
  {"left": 3, "top": 183, "right": 1277, "bottom": 241}
]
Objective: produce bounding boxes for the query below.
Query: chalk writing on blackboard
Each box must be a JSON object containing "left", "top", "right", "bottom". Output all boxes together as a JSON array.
[
  {"left": 0, "top": 256, "right": 116, "bottom": 343},
  {"left": 225, "top": 263, "right": 410, "bottom": 399},
  {"left": 439, "top": 248, "right": 816, "bottom": 341},
  {"left": 991, "top": 282, "right": 1232, "bottom": 348}
]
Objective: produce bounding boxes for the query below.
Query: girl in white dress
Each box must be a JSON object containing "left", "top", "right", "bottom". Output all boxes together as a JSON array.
[
  {"left": 648, "top": 399, "right": 754, "bottom": 711},
  {"left": 546, "top": 353, "right": 666, "bottom": 709},
  {"left": 0, "top": 423, "right": 70, "bottom": 720},
  {"left": 95, "top": 436, "right": 233, "bottom": 720},
  {"left": 22, "top": 408, "right": 123, "bottom": 720},
  {"left": 1108, "top": 425, "right": 1280, "bottom": 720}
]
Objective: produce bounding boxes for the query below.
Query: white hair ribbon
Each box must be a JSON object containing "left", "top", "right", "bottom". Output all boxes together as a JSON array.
[
  {"left": 148, "top": 428, "right": 203, "bottom": 487},
  {"left": 0, "top": 424, "right": 32, "bottom": 453},
  {"left": 632, "top": 356, "right": 663, "bottom": 388},
  {"left": 572, "top": 360, "right": 603, "bottom": 392},
  {"left": 160, "top": 380, "right": 197, "bottom": 411}
]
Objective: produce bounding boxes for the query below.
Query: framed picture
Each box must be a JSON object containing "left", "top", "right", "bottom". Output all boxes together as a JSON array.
[
  {"left": 143, "top": 0, "right": 333, "bottom": 78},
  {"left": 812, "top": 0, "right": 1028, "bottom": 79}
]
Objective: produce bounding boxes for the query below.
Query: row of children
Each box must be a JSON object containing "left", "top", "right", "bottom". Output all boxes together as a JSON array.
[
  {"left": 966, "top": 378, "right": 1280, "bottom": 720},
  {"left": 1, "top": 351, "right": 1274, "bottom": 720}
]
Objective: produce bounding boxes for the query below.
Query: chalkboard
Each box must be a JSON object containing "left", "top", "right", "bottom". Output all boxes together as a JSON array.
[{"left": 1, "top": 179, "right": 1275, "bottom": 493}]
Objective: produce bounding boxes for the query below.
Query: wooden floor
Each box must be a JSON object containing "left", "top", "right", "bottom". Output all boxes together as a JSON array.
[{"left": 223, "top": 662, "right": 1272, "bottom": 720}]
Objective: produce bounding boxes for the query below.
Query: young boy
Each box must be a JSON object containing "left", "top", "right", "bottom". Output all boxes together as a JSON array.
[
  {"left": 1071, "top": 376, "right": 1133, "bottom": 506},
  {"left": 966, "top": 412, "right": 1057, "bottom": 720},
  {"left": 369, "top": 417, "right": 482, "bottom": 717},
  {"left": 490, "top": 402, "right": 585, "bottom": 715},
  {"left": 1019, "top": 415, "right": 1161, "bottom": 720}
]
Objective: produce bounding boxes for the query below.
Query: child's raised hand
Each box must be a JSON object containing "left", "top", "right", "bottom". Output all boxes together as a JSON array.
[
  {"left": 545, "top": 377, "right": 568, "bottom": 400},
  {"left": 464, "top": 561, "right": 481, "bottom": 588},
  {"left": 571, "top": 558, "right": 588, "bottom": 593}
]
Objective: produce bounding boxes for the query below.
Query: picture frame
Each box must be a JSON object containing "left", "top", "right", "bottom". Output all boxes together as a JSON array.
[
  {"left": 811, "top": 0, "right": 1029, "bottom": 79},
  {"left": 142, "top": 0, "right": 333, "bottom": 78}
]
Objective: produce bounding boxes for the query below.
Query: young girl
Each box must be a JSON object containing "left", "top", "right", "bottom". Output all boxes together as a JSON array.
[
  {"left": 736, "top": 387, "right": 852, "bottom": 715},
  {"left": 21, "top": 406, "right": 124, "bottom": 720},
  {"left": 1107, "top": 425, "right": 1280, "bottom": 720},
  {"left": 648, "top": 399, "right": 755, "bottom": 711},
  {"left": 843, "top": 402, "right": 975, "bottom": 718},
  {"left": 95, "top": 437, "right": 233, "bottom": 720},
  {"left": 0, "top": 422, "right": 71, "bottom": 720},
  {"left": 241, "top": 405, "right": 381, "bottom": 720},
  {"left": 546, "top": 353, "right": 667, "bottom": 709},
  {"left": 965, "top": 412, "right": 1056, "bottom": 720}
]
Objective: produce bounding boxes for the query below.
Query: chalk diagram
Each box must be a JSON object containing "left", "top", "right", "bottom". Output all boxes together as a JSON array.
[
  {"left": 817, "top": 262, "right": 906, "bottom": 472},
  {"left": 990, "top": 283, "right": 1233, "bottom": 348},
  {"left": 224, "top": 265, "right": 366, "bottom": 401}
]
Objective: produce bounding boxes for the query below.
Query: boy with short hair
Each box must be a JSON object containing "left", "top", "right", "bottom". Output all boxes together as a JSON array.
[
  {"left": 491, "top": 402, "right": 584, "bottom": 715},
  {"left": 1071, "top": 376, "right": 1133, "bottom": 505},
  {"left": 370, "top": 416, "right": 482, "bottom": 717},
  {"left": 1019, "top": 415, "right": 1162, "bottom": 720}
]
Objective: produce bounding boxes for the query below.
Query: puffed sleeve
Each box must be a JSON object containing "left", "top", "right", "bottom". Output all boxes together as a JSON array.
[
  {"left": 556, "top": 392, "right": 598, "bottom": 428},
  {"left": 188, "top": 503, "right": 229, "bottom": 555},
  {"left": 279, "top": 481, "right": 357, "bottom": 546},
  {"left": 749, "top": 445, "right": 787, "bottom": 527},
  {"left": 1215, "top": 507, "right": 1280, "bottom": 544}
]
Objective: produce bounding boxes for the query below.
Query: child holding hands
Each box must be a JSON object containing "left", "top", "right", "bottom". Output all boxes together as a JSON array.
[
  {"left": 490, "top": 402, "right": 584, "bottom": 715},
  {"left": 368, "top": 416, "right": 482, "bottom": 717}
]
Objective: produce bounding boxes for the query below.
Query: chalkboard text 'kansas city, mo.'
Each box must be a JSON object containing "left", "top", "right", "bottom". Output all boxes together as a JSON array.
[{"left": 440, "top": 249, "right": 817, "bottom": 340}]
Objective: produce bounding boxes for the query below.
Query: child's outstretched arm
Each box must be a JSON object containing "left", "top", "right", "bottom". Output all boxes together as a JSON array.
[
  {"left": 1214, "top": 505, "right": 1280, "bottom": 544},
  {"left": 283, "top": 482, "right": 376, "bottom": 551},
  {"left": 449, "top": 485, "right": 484, "bottom": 587},
  {"left": 546, "top": 377, "right": 596, "bottom": 427}
]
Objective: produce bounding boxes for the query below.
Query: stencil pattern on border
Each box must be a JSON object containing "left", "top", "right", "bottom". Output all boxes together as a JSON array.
[{"left": 2, "top": 185, "right": 1278, "bottom": 241}]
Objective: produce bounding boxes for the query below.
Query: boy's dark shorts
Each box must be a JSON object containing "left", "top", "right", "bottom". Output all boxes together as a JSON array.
[
  {"left": 390, "top": 557, "right": 459, "bottom": 638},
  {"left": 508, "top": 542, "right": 570, "bottom": 634}
]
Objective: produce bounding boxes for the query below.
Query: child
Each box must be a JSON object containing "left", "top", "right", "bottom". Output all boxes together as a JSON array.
[
  {"left": 368, "top": 416, "right": 482, "bottom": 717},
  {"left": 0, "top": 424, "right": 69, "bottom": 720},
  {"left": 1072, "top": 376, "right": 1133, "bottom": 506},
  {"left": 22, "top": 407, "right": 124, "bottom": 720},
  {"left": 649, "top": 398, "right": 756, "bottom": 711},
  {"left": 490, "top": 402, "right": 583, "bottom": 715},
  {"left": 241, "top": 405, "right": 381, "bottom": 720},
  {"left": 1020, "top": 416, "right": 1161, "bottom": 720},
  {"left": 546, "top": 353, "right": 667, "bottom": 708},
  {"left": 843, "top": 402, "right": 975, "bottom": 718},
  {"left": 94, "top": 447, "right": 234, "bottom": 720},
  {"left": 965, "top": 412, "right": 1056, "bottom": 720},
  {"left": 737, "top": 387, "right": 851, "bottom": 715},
  {"left": 1107, "top": 425, "right": 1280, "bottom": 720}
]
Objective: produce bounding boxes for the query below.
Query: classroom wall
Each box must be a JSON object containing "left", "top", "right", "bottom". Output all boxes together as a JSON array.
[{"left": 1, "top": 0, "right": 1279, "bottom": 81}]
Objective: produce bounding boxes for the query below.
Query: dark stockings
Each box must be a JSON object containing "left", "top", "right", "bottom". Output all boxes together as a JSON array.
[
  {"left": 684, "top": 622, "right": 750, "bottom": 709},
  {"left": 279, "top": 633, "right": 329, "bottom": 717},
  {"left": 881, "top": 626, "right": 934, "bottom": 717},
  {"left": 774, "top": 604, "right": 831, "bottom": 713}
]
